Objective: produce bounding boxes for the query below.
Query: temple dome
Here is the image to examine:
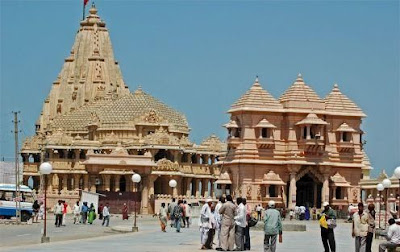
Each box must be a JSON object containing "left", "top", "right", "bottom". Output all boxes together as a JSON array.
[{"left": 51, "top": 87, "right": 190, "bottom": 134}]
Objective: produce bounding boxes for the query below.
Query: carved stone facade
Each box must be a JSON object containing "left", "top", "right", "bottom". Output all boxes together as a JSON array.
[
  {"left": 21, "top": 5, "right": 225, "bottom": 214},
  {"left": 219, "top": 76, "right": 370, "bottom": 212}
]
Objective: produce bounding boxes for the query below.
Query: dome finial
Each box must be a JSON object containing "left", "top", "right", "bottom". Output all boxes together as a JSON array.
[
  {"left": 89, "top": 2, "right": 97, "bottom": 15},
  {"left": 298, "top": 73, "right": 302, "bottom": 78},
  {"left": 255, "top": 75, "right": 259, "bottom": 83}
]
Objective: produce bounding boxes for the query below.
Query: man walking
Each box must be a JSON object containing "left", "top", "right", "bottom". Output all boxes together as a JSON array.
[
  {"left": 264, "top": 200, "right": 282, "bottom": 252},
  {"left": 320, "top": 202, "right": 336, "bottom": 252},
  {"left": 257, "top": 204, "right": 263, "bottom": 221},
  {"left": 352, "top": 202, "right": 368, "bottom": 252},
  {"left": 219, "top": 195, "right": 236, "bottom": 251},
  {"left": 81, "top": 202, "right": 88, "bottom": 224},
  {"left": 200, "top": 198, "right": 213, "bottom": 249},
  {"left": 215, "top": 196, "right": 225, "bottom": 250},
  {"left": 234, "top": 197, "right": 246, "bottom": 251},
  {"left": 379, "top": 218, "right": 400, "bottom": 252},
  {"left": 184, "top": 200, "right": 191, "bottom": 228},
  {"left": 168, "top": 198, "right": 177, "bottom": 228},
  {"left": 366, "top": 204, "right": 376, "bottom": 252},
  {"left": 102, "top": 203, "right": 110, "bottom": 227},
  {"left": 54, "top": 200, "right": 63, "bottom": 227},
  {"left": 243, "top": 198, "right": 251, "bottom": 250},
  {"left": 73, "top": 201, "right": 80, "bottom": 224},
  {"left": 173, "top": 200, "right": 184, "bottom": 232}
]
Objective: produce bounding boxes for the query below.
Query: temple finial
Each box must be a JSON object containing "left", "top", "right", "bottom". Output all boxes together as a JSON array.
[
  {"left": 297, "top": 73, "right": 302, "bottom": 78},
  {"left": 255, "top": 75, "right": 259, "bottom": 83}
]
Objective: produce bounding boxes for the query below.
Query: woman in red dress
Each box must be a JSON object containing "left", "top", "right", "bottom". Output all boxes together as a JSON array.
[{"left": 122, "top": 203, "right": 129, "bottom": 220}]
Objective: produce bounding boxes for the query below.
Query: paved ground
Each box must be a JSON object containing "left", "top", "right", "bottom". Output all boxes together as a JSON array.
[{"left": 0, "top": 215, "right": 383, "bottom": 251}]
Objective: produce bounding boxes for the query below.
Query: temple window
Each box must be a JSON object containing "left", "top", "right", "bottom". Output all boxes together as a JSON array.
[
  {"left": 58, "top": 150, "right": 65, "bottom": 159},
  {"left": 79, "top": 150, "right": 86, "bottom": 159},
  {"left": 28, "top": 155, "right": 35, "bottom": 163},
  {"left": 35, "top": 124, "right": 40, "bottom": 131},
  {"left": 181, "top": 153, "right": 188, "bottom": 163},
  {"left": 269, "top": 185, "right": 276, "bottom": 197},
  {"left": 342, "top": 132, "right": 350, "bottom": 142},
  {"left": 191, "top": 154, "right": 197, "bottom": 164},
  {"left": 261, "top": 128, "right": 268, "bottom": 138},
  {"left": 67, "top": 150, "right": 75, "bottom": 159},
  {"left": 235, "top": 128, "right": 241, "bottom": 138},
  {"left": 335, "top": 187, "right": 342, "bottom": 199},
  {"left": 137, "top": 150, "right": 144, "bottom": 155},
  {"left": 33, "top": 154, "right": 40, "bottom": 163}
]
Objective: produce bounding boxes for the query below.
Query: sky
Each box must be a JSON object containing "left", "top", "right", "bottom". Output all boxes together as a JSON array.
[{"left": 0, "top": 0, "right": 399, "bottom": 177}]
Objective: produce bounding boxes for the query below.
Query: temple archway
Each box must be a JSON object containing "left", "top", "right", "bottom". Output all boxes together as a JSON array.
[{"left": 296, "top": 173, "right": 322, "bottom": 208}]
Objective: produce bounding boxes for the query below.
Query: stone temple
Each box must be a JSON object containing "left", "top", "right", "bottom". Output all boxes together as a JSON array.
[
  {"left": 21, "top": 4, "right": 226, "bottom": 214},
  {"left": 21, "top": 4, "right": 371, "bottom": 214}
]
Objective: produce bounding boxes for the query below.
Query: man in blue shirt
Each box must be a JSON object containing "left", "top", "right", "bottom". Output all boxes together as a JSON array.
[{"left": 264, "top": 200, "right": 282, "bottom": 252}]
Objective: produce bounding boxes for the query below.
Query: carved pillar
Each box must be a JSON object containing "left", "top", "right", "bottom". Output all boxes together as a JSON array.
[
  {"left": 174, "top": 177, "right": 182, "bottom": 197},
  {"left": 288, "top": 172, "right": 297, "bottom": 209},
  {"left": 306, "top": 126, "right": 311, "bottom": 140},
  {"left": 141, "top": 176, "right": 149, "bottom": 214},
  {"left": 322, "top": 175, "right": 329, "bottom": 203},
  {"left": 344, "top": 187, "right": 348, "bottom": 200},
  {"left": 210, "top": 180, "right": 215, "bottom": 198},
  {"left": 74, "top": 174, "right": 80, "bottom": 191},
  {"left": 103, "top": 175, "right": 111, "bottom": 191},
  {"left": 83, "top": 174, "right": 89, "bottom": 191},
  {"left": 203, "top": 179, "right": 210, "bottom": 197},
  {"left": 62, "top": 174, "right": 68, "bottom": 192},
  {"left": 332, "top": 186, "right": 337, "bottom": 200},
  {"left": 186, "top": 177, "right": 192, "bottom": 197},
  {"left": 114, "top": 175, "right": 120, "bottom": 192},
  {"left": 195, "top": 179, "right": 200, "bottom": 198},
  {"left": 90, "top": 176, "right": 96, "bottom": 193}
]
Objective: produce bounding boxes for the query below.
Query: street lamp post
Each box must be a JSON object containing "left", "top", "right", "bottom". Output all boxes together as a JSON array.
[
  {"left": 377, "top": 183, "right": 384, "bottom": 229},
  {"left": 169, "top": 179, "right": 177, "bottom": 197},
  {"left": 131, "top": 173, "right": 141, "bottom": 232},
  {"left": 383, "top": 178, "right": 392, "bottom": 229},
  {"left": 39, "top": 162, "right": 53, "bottom": 243},
  {"left": 393, "top": 166, "right": 400, "bottom": 218}
]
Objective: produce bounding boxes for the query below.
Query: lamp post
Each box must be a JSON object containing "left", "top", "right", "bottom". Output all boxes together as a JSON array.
[
  {"left": 393, "top": 166, "right": 400, "bottom": 218},
  {"left": 383, "top": 178, "right": 392, "bottom": 228},
  {"left": 131, "top": 173, "right": 141, "bottom": 232},
  {"left": 169, "top": 179, "right": 177, "bottom": 197},
  {"left": 377, "top": 183, "right": 384, "bottom": 229},
  {"left": 39, "top": 162, "right": 53, "bottom": 243}
]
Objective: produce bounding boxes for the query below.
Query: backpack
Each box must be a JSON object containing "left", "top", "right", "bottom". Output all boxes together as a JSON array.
[{"left": 173, "top": 205, "right": 182, "bottom": 219}]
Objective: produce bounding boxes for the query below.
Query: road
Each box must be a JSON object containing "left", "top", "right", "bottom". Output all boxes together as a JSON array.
[{"left": 0, "top": 215, "right": 382, "bottom": 251}]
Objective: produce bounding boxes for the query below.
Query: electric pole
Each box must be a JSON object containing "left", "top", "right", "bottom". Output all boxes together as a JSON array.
[{"left": 12, "top": 111, "right": 21, "bottom": 224}]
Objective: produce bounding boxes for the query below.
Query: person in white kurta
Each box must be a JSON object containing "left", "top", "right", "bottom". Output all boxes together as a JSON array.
[
  {"left": 200, "top": 198, "right": 213, "bottom": 249},
  {"left": 215, "top": 197, "right": 225, "bottom": 250}
]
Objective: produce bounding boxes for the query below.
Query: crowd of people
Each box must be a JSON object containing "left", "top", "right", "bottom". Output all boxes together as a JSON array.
[
  {"left": 158, "top": 196, "right": 283, "bottom": 252},
  {"left": 351, "top": 202, "right": 400, "bottom": 252},
  {"left": 52, "top": 200, "right": 111, "bottom": 227}
]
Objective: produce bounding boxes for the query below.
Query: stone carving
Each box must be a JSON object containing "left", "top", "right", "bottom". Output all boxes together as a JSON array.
[
  {"left": 145, "top": 110, "right": 159, "bottom": 123},
  {"left": 296, "top": 166, "right": 324, "bottom": 183},
  {"left": 246, "top": 185, "right": 252, "bottom": 199},
  {"left": 198, "top": 134, "right": 226, "bottom": 152},
  {"left": 46, "top": 128, "right": 73, "bottom": 145},
  {"left": 90, "top": 112, "right": 100, "bottom": 124},
  {"left": 143, "top": 128, "right": 180, "bottom": 146},
  {"left": 257, "top": 185, "right": 261, "bottom": 199},
  {"left": 154, "top": 158, "right": 179, "bottom": 172},
  {"left": 56, "top": 104, "right": 62, "bottom": 115}
]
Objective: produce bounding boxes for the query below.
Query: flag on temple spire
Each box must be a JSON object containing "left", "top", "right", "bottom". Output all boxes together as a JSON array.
[{"left": 83, "top": 0, "right": 89, "bottom": 20}]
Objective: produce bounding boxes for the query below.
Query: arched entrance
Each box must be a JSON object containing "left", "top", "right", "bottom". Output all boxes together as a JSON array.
[{"left": 296, "top": 174, "right": 322, "bottom": 208}]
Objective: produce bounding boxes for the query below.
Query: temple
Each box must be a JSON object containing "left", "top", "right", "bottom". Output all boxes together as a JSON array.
[
  {"left": 21, "top": 4, "right": 225, "bottom": 214},
  {"left": 21, "top": 4, "right": 371, "bottom": 214},
  {"left": 219, "top": 75, "right": 370, "bottom": 212}
]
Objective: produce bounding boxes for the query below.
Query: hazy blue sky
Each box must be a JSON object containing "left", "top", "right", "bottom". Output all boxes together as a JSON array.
[{"left": 1, "top": 0, "right": 399, "bottom": 177}]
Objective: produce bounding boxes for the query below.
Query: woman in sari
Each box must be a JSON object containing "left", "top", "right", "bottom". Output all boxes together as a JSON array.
[
  {"left": 88, "top": 203, "right": 96, "bottom": 224},
  {"left": 159, "top": 202, "right": 168, "bottom": 232},
  {"left": 122, "top": 203, "right": 129, "bottom": 220}
]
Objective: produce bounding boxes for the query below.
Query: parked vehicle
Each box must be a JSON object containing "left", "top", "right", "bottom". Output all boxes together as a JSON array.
[{"left": 0, "top": 183, "right": 34, "bottom": 221}]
